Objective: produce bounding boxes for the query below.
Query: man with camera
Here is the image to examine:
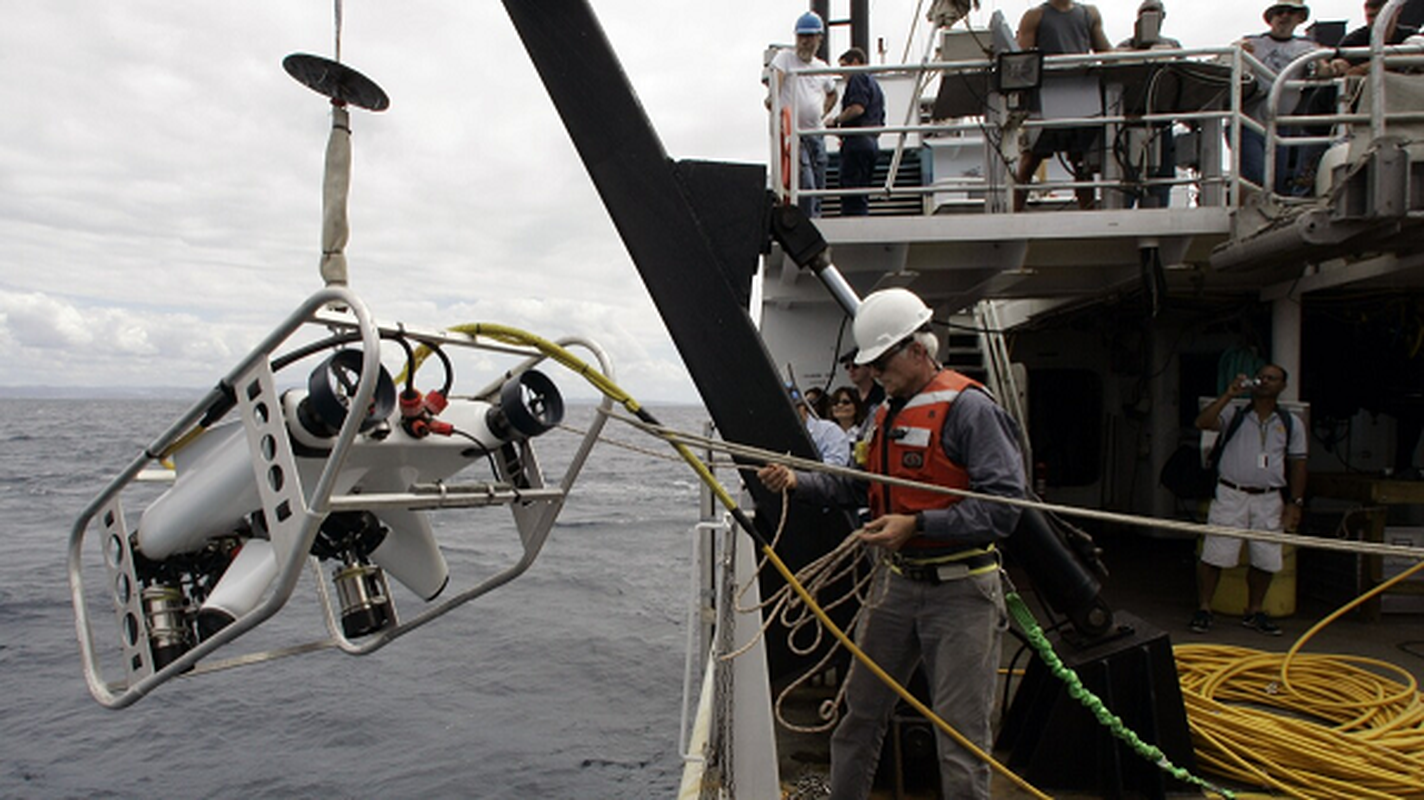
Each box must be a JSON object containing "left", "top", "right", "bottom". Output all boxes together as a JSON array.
[
  {"left": 1189, "top": 364, "right": 1308, "bottom": 636},
  {"left": 1116, "top": 0, "right": 1182, "bottom": 208}
]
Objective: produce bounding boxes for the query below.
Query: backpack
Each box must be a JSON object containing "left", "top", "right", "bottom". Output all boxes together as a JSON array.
[{"left": 1159, "top": 405, "right": 1294, "bottom": 500}]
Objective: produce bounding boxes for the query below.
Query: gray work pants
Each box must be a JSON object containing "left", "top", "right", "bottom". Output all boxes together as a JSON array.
[{"left": 828, "top": 568, "right": 1007, "bottom": 800}]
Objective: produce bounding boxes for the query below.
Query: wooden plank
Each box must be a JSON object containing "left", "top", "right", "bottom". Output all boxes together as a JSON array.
[{"left": 1309, "top": 472, "right": 1424, "bottom": 505}]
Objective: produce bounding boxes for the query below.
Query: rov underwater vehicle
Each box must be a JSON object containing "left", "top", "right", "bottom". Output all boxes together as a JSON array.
[
  {"left": 67, "top": 282, "right": 618, "bottom": 707},
  {"left": 67, "top": 49, "right": 631, "bottom": 710}
]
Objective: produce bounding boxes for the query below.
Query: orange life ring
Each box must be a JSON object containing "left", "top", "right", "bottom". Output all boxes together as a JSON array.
[{"left": 779, "top": 106, "right": 792, "bottom": 195}]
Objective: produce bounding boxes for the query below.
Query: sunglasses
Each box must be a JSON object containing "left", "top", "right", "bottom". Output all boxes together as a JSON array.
[{"left": 868, "top": 338, "right": 911, "bottom": 372}]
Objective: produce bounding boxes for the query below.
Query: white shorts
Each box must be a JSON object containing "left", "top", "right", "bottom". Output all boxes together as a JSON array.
[{"left": 1201, "top": 484, "right": 1284, "bottom": 573}]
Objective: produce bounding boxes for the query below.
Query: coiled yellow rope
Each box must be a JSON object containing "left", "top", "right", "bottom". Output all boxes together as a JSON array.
[
  {"left": 1175, "top": 643, "right": 1424, "bottom": 799},
  {"left": 1173, "top": 554, "right": 1424, "bottom": 799}
]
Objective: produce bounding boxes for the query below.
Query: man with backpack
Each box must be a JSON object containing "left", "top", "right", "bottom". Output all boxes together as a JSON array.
[{"left": 1190, "top": 364, "right": 1308, "bottom": 635}]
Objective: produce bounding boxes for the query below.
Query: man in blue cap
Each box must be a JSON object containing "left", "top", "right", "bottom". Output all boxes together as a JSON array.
[{"left": 769, "top": 11, "right": 839, "bottom": 217}]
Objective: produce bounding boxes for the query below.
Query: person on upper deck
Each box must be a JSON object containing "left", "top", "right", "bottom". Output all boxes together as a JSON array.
[
  {"left": 793, "top": 385, "right": 851, "bottom": 466},
  {"left": 1233, "top": 0, "right": 1341, "bottom": 196},
  {"left": 805, "top": 386, "right": 832, "bottom": 420},
  {"left": 769, "top": 11, "right": 839, "bottom": 218},
  {"left": 829, "top": 385, "right": 869, "bottom": 442},
  {"left": 1189, "top": 364, "right": 1308, "bottom": 637},
  {"left": 1396, "top": 0, "right": 1424, "bottom": 32},
  {"left": 1013, "top": 0, "right": 1114, "bottom": 211},
  {"left": 831, "top": 47, "right": 885, "bottom": 217},
  {"left": 841, "top": 349, "right": 886, "bottom": 410},
  {"left": 1115, "top": 0, "right": 1181, "bottom": 51},
  {"left": 1116, "top": 0, "right": 1183, "bottom": 208},
  {"left": 1335, "top": 0, "right": 1419, "bottom": 75},
  {"left": 759, "top": 289, "right": 1024, "bottom": 800}
]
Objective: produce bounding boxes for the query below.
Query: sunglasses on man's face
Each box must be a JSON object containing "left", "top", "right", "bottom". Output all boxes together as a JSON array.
[{"left": 868, "top": 339, "right": 911, "bottom": 372}]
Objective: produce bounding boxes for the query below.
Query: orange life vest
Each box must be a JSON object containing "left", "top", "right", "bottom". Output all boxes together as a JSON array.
[{"left": 865, "top": 370, "right": 980, "bottom": 550}]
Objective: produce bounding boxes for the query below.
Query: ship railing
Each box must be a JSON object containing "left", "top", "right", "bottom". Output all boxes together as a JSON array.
[
  {"left": 1262, "top": 42, "right": 1424, "bottom": 203},
  {"left": 772, "top": 46, "right": 1249, "bottom": 215},
  {"left": 769, "top": 39, "right": 1424, "bottom": 217}
]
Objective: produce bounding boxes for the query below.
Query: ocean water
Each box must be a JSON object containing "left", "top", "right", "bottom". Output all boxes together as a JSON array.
[{"left": 0, "top": 398, "right": 710, "bottom": 798}]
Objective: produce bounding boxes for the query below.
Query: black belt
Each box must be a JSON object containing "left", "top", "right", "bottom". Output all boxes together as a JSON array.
[
  {"left": 888, "top": 551, "right": 1000, "bottom": 584},
  {"left": 1218, "top": 478, "right": 1281, "bottom": 495}
]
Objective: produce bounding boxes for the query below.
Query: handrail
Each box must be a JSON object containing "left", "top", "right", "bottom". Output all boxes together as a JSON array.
[
  {"left": 771, "top": 37, "right": 1424, "bottom": 215},
  {"left": 1262, "top": 48, "right": 1335, "bottom": 199},
  {"left": 1261, "top": 38, "right": 1424, "bottom": 197},
  {"left": 1373, "top": 0, "right": 1413, "bottom": 133},
  {"left": 975, "top": 300, "right": 1031, "bottom": 470},
  {"left": 776, "top": 45, "right": 1254, "bottom": 212},
  {"left": 885, "top": 33, "right": 943, "bottom": 208}
]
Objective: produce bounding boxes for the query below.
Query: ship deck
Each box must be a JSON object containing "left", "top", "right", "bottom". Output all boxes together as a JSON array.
[{"left": 774, "top": 528, "right": 1424, "bottom": 799}]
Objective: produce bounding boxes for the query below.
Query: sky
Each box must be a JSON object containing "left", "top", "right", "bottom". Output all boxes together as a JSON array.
[{"left": 0, "top": 0, "right": 1364, "bottom": 404}]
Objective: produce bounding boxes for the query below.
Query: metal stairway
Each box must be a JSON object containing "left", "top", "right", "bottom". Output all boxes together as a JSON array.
[{"left": 944, "top": 302, "right": 1033, "bottom": 470}]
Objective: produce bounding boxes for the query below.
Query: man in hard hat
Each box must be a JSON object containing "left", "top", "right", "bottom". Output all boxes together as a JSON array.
[
  {"left": 769, "top": 11, "right": 839, "bottom": 217},
  {"left": 758, "top": 288, "right": 1025, "bottom": 799}
]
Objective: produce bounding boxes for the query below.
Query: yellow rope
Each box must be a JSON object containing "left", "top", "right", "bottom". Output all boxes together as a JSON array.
[
  {"left": 420, "top": 322, "right": 1052, "bottom": 800},
  {"left": 413, "top": 321, "right": 1424, "bottom": 800},
  {"left": 1283, "top": 557, "right": 1424, "bottom": 702},
  {"left": 595, "top": 409, "right": 1424, "bottom": 799},
  {"left": 753, "top": 533, "right": 1050, "bottom": 798},
  {"left": 1175, "top": 643, "right": 1424, "bottom": 799},
  {"left": 1168, "top": 559, "right": 1424, "bottom": 798}
]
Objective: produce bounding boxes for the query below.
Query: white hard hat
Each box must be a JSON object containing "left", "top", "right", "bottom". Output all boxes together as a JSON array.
[{"left": 852, "top": 288, "right": 932, "bottom": 365}]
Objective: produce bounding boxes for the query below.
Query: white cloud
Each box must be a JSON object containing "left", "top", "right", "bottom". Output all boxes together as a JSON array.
[
  {"left": 0, "top": 289, "right": 246, "bottom": 386},
  {"left": 1, "top": 292, "right": 96, "bottom": 350}
]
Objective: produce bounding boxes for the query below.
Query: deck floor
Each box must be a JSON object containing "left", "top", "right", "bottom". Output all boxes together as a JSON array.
[{"left": 774, "top": 528, "right": 1424, "bottom": 799}]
